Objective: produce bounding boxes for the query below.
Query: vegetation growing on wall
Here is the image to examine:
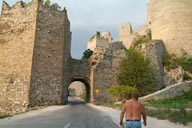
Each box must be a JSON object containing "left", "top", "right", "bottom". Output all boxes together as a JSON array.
[
  {"left": 109, "top": 85, "right": 138, "bottom": 101},
  {"left": 117, "top": 48, "right": 156, "bottom": 96},
  {"left": 162, "top": 53, "right": 192, "bottom": 80},
  {"left": 43, "top": 0, "right": 61, "bottom": 10},
  {"left": 82, "top": 49, "right": 93, "bottom": 60},
  {"left": 131, "top": 30, "right": 151, "bottom": 49}
]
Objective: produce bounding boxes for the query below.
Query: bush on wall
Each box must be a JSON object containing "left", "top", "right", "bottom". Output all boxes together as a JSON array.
[{"left": 109, "top": 85, "right": 138, "bottom": 101}]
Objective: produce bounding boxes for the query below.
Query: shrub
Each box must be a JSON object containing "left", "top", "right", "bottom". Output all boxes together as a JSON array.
[
  {"left": 177, "top": 57, "right": 192, "bottom": 74},
  {"left": 162, "top": 53, "right": 192, "bottom": 80},
  {"left": 117, "top": 48, "right": 156, "bottom": 95},
  {"left": 131, "top": 30, "right": 151, "bottom": 49},
  {"left": 82, "top": 49, "right": 93, "bottom": 60},
  {"left": 43, "top": 0, "right": 61, "bottom": 10},
  {"left": 109, "top": 85, "right": 138, "bottom": 101}
]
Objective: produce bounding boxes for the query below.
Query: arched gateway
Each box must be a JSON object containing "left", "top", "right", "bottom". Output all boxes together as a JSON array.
[{"left": 0, "top": 0, "right": 95, "bottom": 114}]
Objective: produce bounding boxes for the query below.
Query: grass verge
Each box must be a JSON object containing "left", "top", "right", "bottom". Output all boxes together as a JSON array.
[
  {"left": 145, "top": 107, "right": 192, "bottom": 125},
  {"left": 0, "top": 113, "right": 10, "bottom": 119},
  {"left": 143, "top": 90, "right": 192, "bottom": 125}
]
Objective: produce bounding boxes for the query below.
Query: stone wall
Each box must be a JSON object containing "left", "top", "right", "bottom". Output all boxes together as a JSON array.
[
  {"left": 119, "top": 23, "right": 150, "bottom": 49},
  {"left": 111, "top": 50, "right": 125, "bottom": 85},
  {"left": 89, "top": 42, "right": 126, "bottom": 102},
  {"left": 70, "top": 59, "right": 90, "bottom": 80},
  {"left": 148, "top": 0, "right": 192, "bottom": 56},
  {"left": 0, "top": 1, "right": 38, "bottom": 114},
  {"left": 87, "top": 32, "right": 112, "bottom": 51},
  {"left": 29, "top": 5, "right": 71, "bottom": 106},
  {"left": 142, "top": 40, "right": 166, "bottom": 88},
  {"left": 108, "top": 41, "right": 124, "bottom": 51},
  {"left": 0, "top": 0, "right": 73, "bottom": 114},
  {"left": 90, "top": 48, "right": 113, "bottom": 102},
  {"left": 118, "top": 23, "right": 132, "bottom": 48},
  {"left": 139, "top": 81, "right": 192, "bottom": 101}
]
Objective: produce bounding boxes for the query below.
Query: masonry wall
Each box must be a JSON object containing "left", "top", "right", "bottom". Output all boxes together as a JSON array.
[
  {"left": 70, "top": 59, "right": 90, "bottom": 80},
  {"left": 87, "top": 35, "right": 97, "bottom": 51},
  {"left": 70, "top": 59, "right": 91, "bottom": 100},
  {"left": 148, "top": 0, "right": 192, "bottom": 56},
  {"left": 143, "top": 40, "right": 166, "bottom": 88},
  {"left": 87, "top": 32, "right": 111, "bottom": 51},
  {"left": 90, "top": 48, "right": 113, "bottom": 102},
  {"left": 0, "top": 1, "right": 38, "bottom": 114},
  {"left": 29, "top": 6, "right": 71, "bottom": 106},
  {"left": 118, "top": 23, "right": 132, "bottom": 48},
  {"left": 119, "top": 23, "right": 150, "bottom": 49},
  {"left": 139, "top": 81, "right": 192, "bottom": 101}
]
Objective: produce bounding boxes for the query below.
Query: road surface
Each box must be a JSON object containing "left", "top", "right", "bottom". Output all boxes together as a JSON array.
[
  {"left": 0, "top": 97, "right": 119, "bottom": 128},
  {"left": 0, "top": 97, "right": 191, "bottom": 128}
]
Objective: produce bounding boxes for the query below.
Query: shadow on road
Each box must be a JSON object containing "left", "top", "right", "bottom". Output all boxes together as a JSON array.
[{"left": 68, "top": 97, "right": 88, "bottom": 105}]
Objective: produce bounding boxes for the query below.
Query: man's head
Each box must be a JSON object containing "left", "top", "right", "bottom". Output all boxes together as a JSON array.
[{"left": 131, "top": 93, "right": 139, "bottom": 100}]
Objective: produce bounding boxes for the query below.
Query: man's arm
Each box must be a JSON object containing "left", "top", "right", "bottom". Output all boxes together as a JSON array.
[
  {"left": 141, "top": 104, "right": 147, "bottom": 126},
  {"left": 119, "top": 104, "right": 126, "bottom": 125}
]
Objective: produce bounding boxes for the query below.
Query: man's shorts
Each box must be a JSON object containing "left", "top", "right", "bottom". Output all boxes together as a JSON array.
[{"left": 125, "top": 120, "right": 141, "bottom": 128}]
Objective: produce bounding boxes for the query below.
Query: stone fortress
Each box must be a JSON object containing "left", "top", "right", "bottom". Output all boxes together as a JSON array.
[
  {"left": 87, "top": 0, "right": 192, "bottom": 101},
  {"left": 0, "top": 0, "right": 192, "bottom": 114},
  {"left": 0, "top": 0, "right": 90, "bottom": 114}
]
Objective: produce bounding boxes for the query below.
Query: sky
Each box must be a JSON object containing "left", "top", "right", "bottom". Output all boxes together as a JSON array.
[{"left": 0, "top": 0, "right": 150, "bottom": 59}]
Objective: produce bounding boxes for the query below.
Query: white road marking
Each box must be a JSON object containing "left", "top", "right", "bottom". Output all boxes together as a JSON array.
[{"left": 64, "top": 122, "right": 71, "bottom": 128}]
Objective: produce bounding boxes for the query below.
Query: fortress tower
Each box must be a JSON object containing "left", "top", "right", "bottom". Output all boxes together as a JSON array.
[
  {"left": 0, "top": 0, "right": 72, "bottom": 114},
  {"left": 148, "top": 0, "right": 192, "bottom": 56},
  {"left": 118, "top": 23, "right": 132, "bottom": 48}
]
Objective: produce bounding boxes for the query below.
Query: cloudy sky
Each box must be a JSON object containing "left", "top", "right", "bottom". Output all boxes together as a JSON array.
[{"left": 0, "top": 0, "right": 150, "bottom": 59}]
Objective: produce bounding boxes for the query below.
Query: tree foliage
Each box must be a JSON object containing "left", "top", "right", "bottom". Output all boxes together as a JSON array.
[
  {"left": 162, "top": 53, "right": 192, "bottom": 80},
  {"left": 109, "top": 85, "right": 138, "bottom": 101},
  {"left": 117, "top": 48, "right": 156, "bottom": 95},
  {"left": 43, "top": 0, "right": 61, "bottom": 10},
  {"left": 43, "top": 0, "right": 51, "bottom": 8},
  {"left": 50, "top": 3, "right": 61, "bottom": 10},
  {"left": 82, "top": 49, "right": 93, "bottom": 60}
]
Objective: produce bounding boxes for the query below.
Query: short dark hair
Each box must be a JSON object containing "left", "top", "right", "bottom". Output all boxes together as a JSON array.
[{"left": 131, "top": 93, "right": 139, "bottom": 100}]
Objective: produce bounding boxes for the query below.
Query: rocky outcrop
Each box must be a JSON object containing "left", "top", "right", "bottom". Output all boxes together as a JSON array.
[{"left": 163, "top": 66, "right": 184, "bottom": 87}]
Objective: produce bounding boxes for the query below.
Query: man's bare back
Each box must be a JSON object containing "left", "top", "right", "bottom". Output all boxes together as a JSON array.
[
  {"left": 119, "top": 93, "right": 147, "bottom": 128},
  {"left": 124, "top": 99, "right": 144, "bottom": 120}
]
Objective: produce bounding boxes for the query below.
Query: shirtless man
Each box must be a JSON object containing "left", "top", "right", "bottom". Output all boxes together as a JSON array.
[{"left": 119, "top": 93, "right": 147, "bottom": 128}]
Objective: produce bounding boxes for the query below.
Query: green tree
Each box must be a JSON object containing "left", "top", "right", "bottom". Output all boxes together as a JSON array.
[
  {"left": 82, "top": 49, "right": 93, "bottom": 60},
  {"left": 43, "top": 0, "right": 61, "bottom": 10},
  {"left": 43, "top": 0, "right": 51, "bottom": 8},
  {"left": 50, "top": 3, "right": 61, "bottom": 10},
  {"left": 117, "top": 48, "right": 156, "bottom": 95}
]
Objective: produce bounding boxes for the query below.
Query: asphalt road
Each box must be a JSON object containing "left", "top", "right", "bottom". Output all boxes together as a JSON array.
[{"left": 0, "top": 97, "right": 119, "bottom": 128}]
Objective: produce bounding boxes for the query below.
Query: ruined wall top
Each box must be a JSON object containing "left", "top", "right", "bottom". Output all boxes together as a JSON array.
[
  {"left": 102, "top": 31, "right": 113, "bottom": 42},
  {"left": 87, "top": 31, "right": 113, "bottom": 51}
]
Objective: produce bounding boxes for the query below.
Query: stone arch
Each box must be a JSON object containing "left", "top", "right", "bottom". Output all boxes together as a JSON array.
[{"left": 69, "top": 77, "right": 90, "bottom": 102}]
